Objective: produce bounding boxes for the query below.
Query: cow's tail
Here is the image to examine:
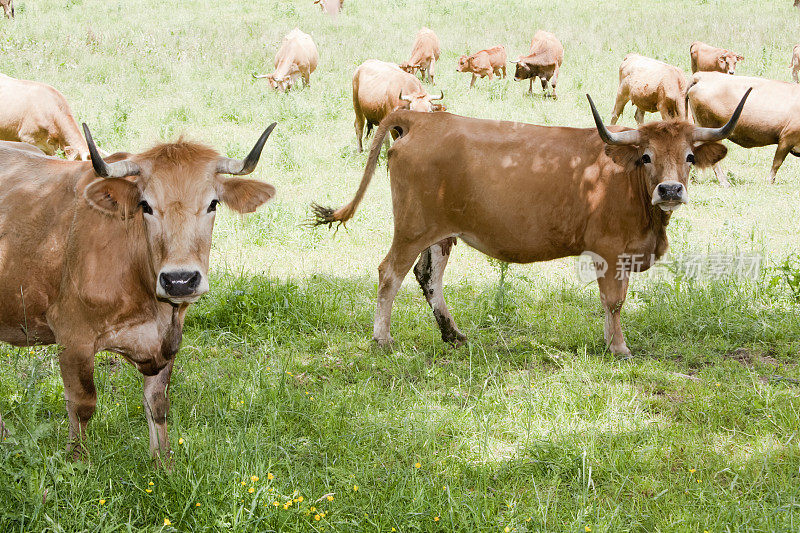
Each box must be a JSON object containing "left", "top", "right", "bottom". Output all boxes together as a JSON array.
[
  {"left": 684, "top": 74, "right": 700, "bottom": 124},
  {"left": 310, "top": 113, "right": 406, "bottom": 228}
]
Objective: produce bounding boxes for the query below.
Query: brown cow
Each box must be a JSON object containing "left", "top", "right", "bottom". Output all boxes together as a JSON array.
[
  {"left": 688, "top": 71, "right": 796, "bottom": 184},
  {"left": 253, "top": 28, "right": 318, "bottom": 92},
  {"left": 399, "top": 28, "right": 440, "bottom": 83},
  {"left": 690, "top": 41, "right": 744, "bottom": 75},
  {"left": 511, "top": 30, "right": 564, "bottom": 98},
  {"left": 791, "top": 45, "right": 800, "bottom": 83},
  {"left": 0, "top": 74, "right": 91, "bottom": 160},
  {"left": 611, "top": 54, "right": 688, "bottom": 125},
  {"left": 456, "top": 46, "right": 507, "bottom": 88},
  {"left": 0, "top": 124, "right": 278, "bottom": 461},
  {"left": 312, "top": 93, "right": 750, "bottom": 356},
  {"left": 313, "top": 0, "right": 342, "bottom": 17},
  {"left": 352, "top": 59, "right": 444, "bottom": 152},
  {"left": 1, "top": 0, "right": 13, "bottom": 19}
]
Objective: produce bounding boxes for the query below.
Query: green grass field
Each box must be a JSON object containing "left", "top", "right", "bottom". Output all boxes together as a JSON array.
[{"left": 2, "top": 0, "right": 800, "bottom": 531}]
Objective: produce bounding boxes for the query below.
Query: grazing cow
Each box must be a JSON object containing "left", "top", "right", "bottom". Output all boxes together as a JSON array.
[
  {"left": 511, "top": 30, "right": 564, "bottom": 98},
  {"left": 352, "top": 59, "right": 444, "bottom": 152},
  {"left": 688, "top": 71, "right": 797, "bottom": 184},
  {"left": 312, "top": 93, "right": 750, "bottom": 356},
  {"left": 313, "top": 0, "right": 342, "bottom": 17},
  {"left": 0, "top": 124, "right": 278, "bottom": 461},
  {"left": 399, "top": 28, "right": 440, "bottom": 83},
  {"left": 610, "top": 54, "right": 688, "bottom": 125},
  {"left": 791, "top": 45, "right": 800, "bottom": 83},
  {"left": 1, "top": 0, "right": 13, "bottom": 19},
  {"left": 0, "top": 74, "right": 90, "bottom": 160},
  {"left": 253, "top": 28, "right": 318, "bottom": 92},
  {"left": 690, "top": 41, "right": 744, "bottom": 75},
  {"left": 456, "top": 46, "right": 507, "bottom": 88}
]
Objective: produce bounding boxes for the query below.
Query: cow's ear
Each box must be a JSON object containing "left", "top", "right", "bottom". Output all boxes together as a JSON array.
[
  {"left": 217, "top": 178, "right": 276, "bottom": 213},
  {"left": 84, "top": 178, "right": 140, "bottom": 218},
  {"left": 694, "top": 142, "right": 727, "bottom": 169},
  {"left": 736, "top": 54, "right": 744, "bottom": 61},
  {"left": 604, "top": 145, "right": 640, "bottom": 171}
]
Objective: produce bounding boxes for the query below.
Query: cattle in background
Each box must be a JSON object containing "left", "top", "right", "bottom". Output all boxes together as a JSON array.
[
  {"left": 610, "top": 54, "right": 688, "bottom": 125},
  {"left": 791, "top": 45, "right": 800, "bottom": 82},
  {"left": 399, "top": 28, "right": 440, "bottom": 83},
  {"left": 313, "top": 0, "right": 342, "bottom": 17},
  {"left": 1, "top": 0, "right": 13, "bottom": 18},
  {"left": 313, "top": 93, "right": 750, "bottom": 356},
  {"left": 352, "top": 60, "right": 444, "bottom": 152},
  {"left": 0, "top": 74, "right": 91, "bottom": 160},
  {"left": 688, "top": 71, "right": 794, "bottom": 184},
  {"left": 690, "top": 41, "right": 744, "bottom": 75},
  {"left": 456, "top": 46, "right": 507, "bottom": 88},
  {"left": 0, "top": 124, "right": 278, "bottom": 461},
  {"left": 253, "top": 28, "right": 318, "bottom": 92},
  {"left": 511, "top": 30, "right": 564, "bottom": 98}
]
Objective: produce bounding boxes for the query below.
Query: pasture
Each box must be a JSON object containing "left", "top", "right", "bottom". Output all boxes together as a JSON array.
[{"left": 1, "top": 0, "right": 800, "bottom": 530}]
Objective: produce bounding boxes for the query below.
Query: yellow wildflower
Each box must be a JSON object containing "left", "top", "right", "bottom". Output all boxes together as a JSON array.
[
  {"left": 248, "top": 487, "right": 255, "bottom": 494},
  {"left": 146, "top": 489, "right": 152, "bottom": 494},
  {"left": 327, "top": 495, "right": 334, "bottom": 501},
  {"left": 267, "top": 473, "right": 275, "bottom": 480},
  {"left": 434, "top": 516, "right": 440, "bottom": 522},
  {"left": 178, "top": 438, "right": 184, "bottom": 445},
  {"left": 415, "top": 462, "right": 421, "bottom": 469},
  {"left": 314, "top": 514, "right": 321, "bottom": 521},
  {"left": 149, "top": 482, "right": 154, "bottom": 486},
  {"left": 353, "top": 485, "right": 358, "bottom": 492},
  {"left": 240, "top": 481, "right": 246, "bottom": 486},
  {"left": 251, "top": 476, "right": 259, "bottom": 482},
  {"left": 195, "top": 503, "right": 201, "bottom": 507},
  {"left": 164, "top": 518, "right": 172, "bottom": 526},
  {"left": 505, "top": 528, "right": 510, "bottom": 533},
  {"left": 99, "top": 499, "right": 106, "bottom": 505},
  {"left": 310, "top": 507, "right": 316, "bottom": 512},
  {"left": 273, "top": 501, "right": 279, "bottom": 507},
  {"left": 585, "top": 527, "right": 591, "bottom": 532}
]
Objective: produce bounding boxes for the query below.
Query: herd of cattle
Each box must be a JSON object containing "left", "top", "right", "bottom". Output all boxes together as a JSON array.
[{"left": 0, "top": 3, "right": 793, "bottom": 462}]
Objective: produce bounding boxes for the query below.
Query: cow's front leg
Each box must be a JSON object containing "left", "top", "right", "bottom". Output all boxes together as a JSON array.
[
  {"left": 414, "top": 237, "right": 466, "bottom": 346},
  {"left": 597, "top": 270, "right": 631, "bottom": 356},
  {"left": 712, "top": 162, "right": 731, "bottom": 187},
  {"left": 59, "top": 345, "right": 96, "bottom": 460},
  {"left": 143, "top": 359, "right": 174, "bottom": 466}
]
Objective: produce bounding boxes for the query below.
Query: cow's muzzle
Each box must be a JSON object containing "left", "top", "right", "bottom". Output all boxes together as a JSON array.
[
  {"left": 652, "top": 181, "right": 688, "bottom": 211},
  {"left": 158, "top": 270, "right": 206, "bottom": 302}
]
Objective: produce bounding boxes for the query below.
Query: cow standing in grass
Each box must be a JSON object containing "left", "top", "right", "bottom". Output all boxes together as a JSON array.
[
  {"left": 313, "top": 92, "right": 750, "bottom": 356},
  {"left": 690, "top": 41, "right": 744, "bottom": 75},
  {"left": 456, "top": 46, "right": 507, "bottom": 88},
  {"left": 399, "top": 28, "right": 440, "bottom": 84},
  {"left": 0, "top": 74, "right": 91, "bottom": 159},
  {"left": 511, "top": 30, "right": 563, "bottom": 98},
  {"left": 791, "top": 45, "right": 800, "bottom": 83},
  {"left": 352, "top": 59, "right": 444, "bottom": 152},
  {"left": 253, "top": 28, "right": 318, "bottom": 92},
  {"left": 611, "top": 54, "right": 688, "bottom": 125},
  {"left": 0, "top": 124, "right": 278, "bottom": 462},
  {"left": 1, "top": 0, "right": 13, "bottom": 18}
]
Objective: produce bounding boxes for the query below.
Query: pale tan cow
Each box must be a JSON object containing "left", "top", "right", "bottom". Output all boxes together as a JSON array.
[
  {"left": 1, "top": 0, "right": 13, "bottom": 19},
  {"left": 253, "top": 28, "right": 318, "bottom": 92},
  {"left": 352, "top": 60, "right": 444, "bottom": 152},
  {"left": 312, "top": 93, "right": 750, "bottom": 355},
  {"left": 791, "top": 45, "right": 800, "bottom": 83},
  {"left": 0, "top": 74, "right": 90, "bottom": 159},
  {"left": 313, "top": 0, "right": 342, "bottom": 17},
  {"left": 690, "top": 41, "right": 744, "bottom": 75},
  {"left": 399, "top": 28, "right": 440, "bottom": 83},
  {"left": 610, "top": 54, "right": 688, "bottom": 125},
  {"left": 0, "top": 124, "right": 278, "bottom": 461},
  {"left": 510, "top": 30, "right": 564, "bottom": 98},
  {"left": 456, "top": 46, "right": 507, "bottom": 88}
]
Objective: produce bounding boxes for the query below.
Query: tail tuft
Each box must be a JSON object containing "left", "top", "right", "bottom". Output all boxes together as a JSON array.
[{"left": 308, "top": 202, "right": 342, "bottom": 228}]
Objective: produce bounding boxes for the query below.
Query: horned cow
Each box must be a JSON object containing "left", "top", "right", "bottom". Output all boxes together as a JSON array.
[
  {"left": 0, "top": 125, "right": 278, "bottom": 461},
  {"left": 253, "top": 28, "right": 318, "bottom": 92},
  {"left": 511, "top": 30, "right": 564, "bottom": 98},
  {"left": 399, "top": 28, "right": 440, "bottom": 83}
]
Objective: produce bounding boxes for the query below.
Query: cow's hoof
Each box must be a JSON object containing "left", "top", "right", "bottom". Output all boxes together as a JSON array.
[
  {"left": 373, "top": 337, "right": 394, "bottom": 349},
  {"left": 442, "top": 330, "right": 467, "bottom": 347},
  {"left": 610, "top": 343, "right": 632, "bottom": 357},
  {"left": 719, "top": 180, "right": 731, "bottom": 189}
]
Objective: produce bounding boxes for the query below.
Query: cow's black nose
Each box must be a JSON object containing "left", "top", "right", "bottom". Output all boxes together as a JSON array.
[
  {"left": 657, "top": 182, "right": 684, "bottom": 201},
  {"left": 159, "top": 271, "right": 201, "bottom": 297}
]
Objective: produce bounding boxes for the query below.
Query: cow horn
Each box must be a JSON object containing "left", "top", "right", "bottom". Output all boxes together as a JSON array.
[
  {"left": 509, "top": 59, "right": 520, "bottom": 64},
  {"left": 586, "top": 94, "right": 641, "bottom": 146},
  {"left": 692, "top": 87, "right": 752, "bottom": 142},
  {"left": 82, "top": 123, "right": 141, "bottom": 178},
  {"left": 399, "top": 92, "right": 413, "bottom": 102},
  {"left": 216, "top": 122, "right": 277, "bottom": 175},
  {"left": 430, "top": 90, "right": 444, "bottom": 101}
]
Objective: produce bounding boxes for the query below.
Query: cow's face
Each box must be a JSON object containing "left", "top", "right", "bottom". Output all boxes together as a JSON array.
[
  {"left": 399, "top": 91, "right": 444, "bottom": 113},
  {"left": 513, "top": 58, "right": 533, "bottom": 80},
  {"left": 82, "top": 126, "right": 277, "bottom": 304},
  {"left": 456, "top": 55, "right": 470, "bottom": 72},
  {"left": 1, "top": 0, "right": 12, "bottom": 19},
  {"left": 588, "top": 92, "right": 750, "bottom": 212},
  {"left": 399, "top": 62, "right": 419, "bottom": 75},
  {"left": 264, "top": 74, "right": 292, "bottom": 92},
  {"left": 719, "top": 53, "right": 743, "bottom": 75}
]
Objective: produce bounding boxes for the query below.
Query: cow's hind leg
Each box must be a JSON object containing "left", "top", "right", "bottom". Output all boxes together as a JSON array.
[
  {"left": 597, "top": 270, "right": 631, "bottom": 356},
  {"left": 59, "top": 345, "right": 97, "bottom": 460},
  {"left": 414, "top": 237, "right": 466, "bottom": 346},
  {"left": 610, "top": 86, "right": 629, "bottom": 125},
  {"left": 143, "top": 360, "right": 174, "bottom": 467},
  {"left": 768, "top": 140, "right": 792, "bottom": 184},
  {"left": 549, "top": 66, "right": 560, "bottom": 99},
  {"left": 712, "top": 162, "right": 731, "bottom": 188}
]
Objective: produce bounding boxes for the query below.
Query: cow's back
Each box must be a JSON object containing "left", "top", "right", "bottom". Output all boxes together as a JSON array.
[
  {"left": 0, "top": 75, "right": 63, "bottom": 143},
  {"left": 0, "top": 146, "right": 79, "bottom": 345},
  {"left": 530, "top": 30, "right": 563, "bottom": 65}
]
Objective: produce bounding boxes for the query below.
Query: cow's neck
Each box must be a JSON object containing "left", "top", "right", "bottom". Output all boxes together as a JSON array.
[{"left": 632, "top": 167, "right": 671, "bottom": 261}]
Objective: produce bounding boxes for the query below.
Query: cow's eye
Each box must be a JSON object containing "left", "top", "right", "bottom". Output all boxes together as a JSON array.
[
  {"left": 640, "top": 154, "right": 651, "bottom": 164},
  {"left": 207, "top": 199, "right": 219, "bottom": 213},
  {"left": 687, "top": 153, "right": 695, "bottom": 164},
  {"left": 139, "top": 200, "right": 153, "bottom": 215}
]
